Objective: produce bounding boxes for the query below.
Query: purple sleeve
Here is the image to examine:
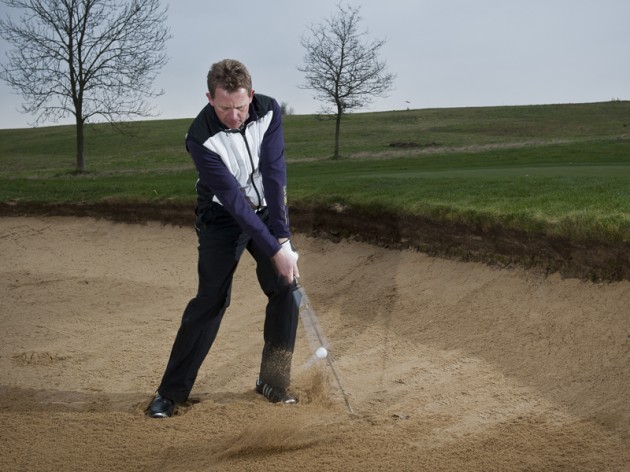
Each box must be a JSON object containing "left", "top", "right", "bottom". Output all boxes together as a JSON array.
[
  {"left": 186, "top": 139, "right": 282, "bottom": 258},
  {"left": 259, "top": 99, "right": 291, "bottom": 239}
]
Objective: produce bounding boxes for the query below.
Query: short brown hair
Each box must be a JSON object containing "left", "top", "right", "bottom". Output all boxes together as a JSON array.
[{"left": 206, "top": 59, "right": 252, "bottom": 98}]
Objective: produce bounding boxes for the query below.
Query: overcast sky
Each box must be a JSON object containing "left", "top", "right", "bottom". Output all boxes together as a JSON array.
[{"left": 0, "top": 0, "right": 628, "bottom": 129}]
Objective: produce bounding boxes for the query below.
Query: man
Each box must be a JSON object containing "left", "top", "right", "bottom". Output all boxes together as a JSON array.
[{"left": 147, "top": 59, "right": 301, "bottom": 418}]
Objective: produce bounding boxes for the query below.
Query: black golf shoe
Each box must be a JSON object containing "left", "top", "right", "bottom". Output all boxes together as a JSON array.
[
  {"left": 147, "top": 393, "right": 175, "bottom": 418},
  {"left": 255, "top": 379, "right": 297, "bottom": 404}
]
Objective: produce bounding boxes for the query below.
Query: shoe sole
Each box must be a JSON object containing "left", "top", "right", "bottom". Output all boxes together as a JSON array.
[{"left": 148, "top": 410, "right": 173, "bottom": 418}]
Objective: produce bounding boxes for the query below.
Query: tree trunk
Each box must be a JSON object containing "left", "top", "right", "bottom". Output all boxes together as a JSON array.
[
  {"left": 75, "top": 116, "right": 85, "bottom": 173},
  {"left": 333, "top": 110, "right": 342, "bottom": 159}
]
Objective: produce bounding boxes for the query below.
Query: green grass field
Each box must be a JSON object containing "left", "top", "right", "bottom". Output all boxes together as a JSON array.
[{"left": 1, "top": 101, "right": 629, "bottom": 245}]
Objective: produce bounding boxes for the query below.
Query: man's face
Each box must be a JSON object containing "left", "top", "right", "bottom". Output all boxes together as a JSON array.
[{"left": 207, "top": 86, "right": 254, "bottom": 129}]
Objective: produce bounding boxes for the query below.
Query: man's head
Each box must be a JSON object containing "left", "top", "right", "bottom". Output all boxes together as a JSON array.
[{"left": 206, "top": 59, "right": 254, "bottom": 129}]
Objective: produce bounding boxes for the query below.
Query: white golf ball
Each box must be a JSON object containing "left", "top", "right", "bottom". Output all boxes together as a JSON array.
[{"left": 315, "top": 346, "right": 328, "bottom": 359}]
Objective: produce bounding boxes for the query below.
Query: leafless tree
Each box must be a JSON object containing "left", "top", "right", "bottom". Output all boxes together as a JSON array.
[
  {"left": 0, "top": 0, "right": 171, "bottom": 172},
  {"left": 298, "top": 3, "right": 395, "bottom": 159}
]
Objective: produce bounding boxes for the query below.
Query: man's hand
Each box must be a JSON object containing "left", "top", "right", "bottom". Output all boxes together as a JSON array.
[{"left": 272, "top": 239, "right": 299, "bottom": 284}]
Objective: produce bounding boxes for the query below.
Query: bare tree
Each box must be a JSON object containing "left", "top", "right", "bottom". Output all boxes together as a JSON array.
[
  {"left": 298, "top": 3, "right": 395, "bottom": 159},
  {"left": 0, "top": 0, "right": 171, "bottom": 172}
]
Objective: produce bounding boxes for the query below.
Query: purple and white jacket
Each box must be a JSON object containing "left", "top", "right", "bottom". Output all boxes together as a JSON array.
[{"left": 185, "top": 94, "right": 291, "bottom": 258}]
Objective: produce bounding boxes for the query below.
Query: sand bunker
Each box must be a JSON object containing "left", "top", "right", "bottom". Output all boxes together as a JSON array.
[{"left": 1, "top": 216, "right": 628, "bottom": 471}]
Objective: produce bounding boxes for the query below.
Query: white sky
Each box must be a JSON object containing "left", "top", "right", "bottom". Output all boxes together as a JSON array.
[{"left": 0, "top": 0, "right": 628, "bottom": 129}]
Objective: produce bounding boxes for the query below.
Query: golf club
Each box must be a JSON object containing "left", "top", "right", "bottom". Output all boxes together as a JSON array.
[{"left": 293, "top": 276, "right": 354, "bottom": 415}]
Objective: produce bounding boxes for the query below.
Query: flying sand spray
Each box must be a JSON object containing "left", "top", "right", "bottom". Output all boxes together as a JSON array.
[{"left": 293, "top": 277, "right": 354, "bottom": 415}]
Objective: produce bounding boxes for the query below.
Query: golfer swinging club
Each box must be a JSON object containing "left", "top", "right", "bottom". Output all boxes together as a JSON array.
[{"left": 147, "top": 59, "right": 300, "bottom": 418}]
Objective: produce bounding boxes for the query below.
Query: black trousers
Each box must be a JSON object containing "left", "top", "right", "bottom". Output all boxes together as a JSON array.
[{"left": 157, "top": 203, "right": 300, "bottom": 403}]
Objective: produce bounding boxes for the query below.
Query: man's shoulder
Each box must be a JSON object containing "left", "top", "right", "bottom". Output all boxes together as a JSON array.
[
  {"left": 252, "top": 94, "right": 278, "bottom": 116},
  {"left": 187, "top": 103, "right": 221, "bottom": 145}
]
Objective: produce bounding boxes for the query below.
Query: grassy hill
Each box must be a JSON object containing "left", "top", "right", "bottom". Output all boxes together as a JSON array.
[{"left": 1, "top": 101, "right": 629, "bottom": 280}]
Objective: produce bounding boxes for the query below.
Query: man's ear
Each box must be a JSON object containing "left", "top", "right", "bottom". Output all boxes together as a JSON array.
[{"left": 206, "top": 92, "right": 214, "bottom": 105}]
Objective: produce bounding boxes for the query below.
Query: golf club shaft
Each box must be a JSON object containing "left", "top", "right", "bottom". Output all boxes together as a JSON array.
[{"left": 294, "top": 279, "right": 354, "bottom": 415}]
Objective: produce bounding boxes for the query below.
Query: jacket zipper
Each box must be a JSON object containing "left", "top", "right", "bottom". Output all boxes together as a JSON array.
[{"left": 239, "top": 128, "right": 263, "bottom": 209}]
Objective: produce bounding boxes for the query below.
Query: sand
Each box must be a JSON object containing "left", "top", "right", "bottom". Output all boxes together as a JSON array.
[{"left": 1, "top": 216, "right": 629, "bottom": 471}]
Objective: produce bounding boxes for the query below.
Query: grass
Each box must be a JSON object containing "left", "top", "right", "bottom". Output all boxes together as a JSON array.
[
  {"left": 286, "top": 139, "right": 630, "bottom": 242},
  {"left": 1, "top": 101, "right": 629, "bottom": 244}
]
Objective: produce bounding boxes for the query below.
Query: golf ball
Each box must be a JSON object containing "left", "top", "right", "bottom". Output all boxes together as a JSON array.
[{"left": 315, "top": 346, "right": 328, "bottom": 359}]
